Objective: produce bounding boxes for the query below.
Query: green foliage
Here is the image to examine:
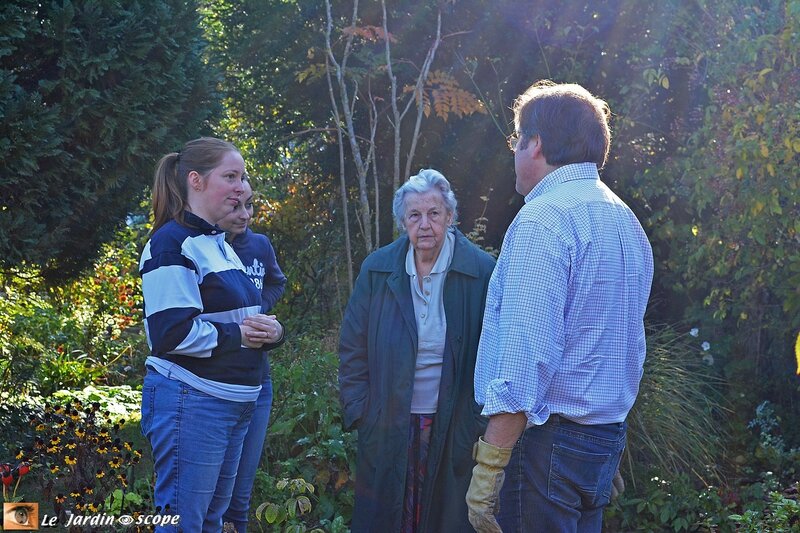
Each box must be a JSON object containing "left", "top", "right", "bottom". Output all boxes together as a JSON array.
[
  {"left": 464, "top": 192, "right": 499, "bottom": 258},
  {"left": 255, "top": 333, "right": 355, "bottom": 529},
  {"left": 607, "top": 470, "right": 800, "bottom": 532},
  {"left": 744, "top": 401, "right": 799, "bottom": 488},
  {"left": 606, "top": 472, "right": 736, "bottom": 532},
  {"left": 200, "top": 0, "right": 321, "bottom": 167},
  {"left": 251, "top": 169, "right": 348, "bottom": 332},
  {"left": 729, "top": 491, "right": 800, "bottom": 532},
  {"left": 0, "top": 225, "right": 148, "bottom": 396},
  {"left": 608, "top": 400, "right": 800, "bottom": 532},
  {"left": 0, "top": 0, "right": 220, "bottom": 281},
  {"left": 634, "top": 1, "right": 800, "bottom": 409},
  {"left": 51, "top": 385, "right": 143, "bottom": 423},
  {"left": 254, "top": 478, "right": 322, "bottom": 533}
]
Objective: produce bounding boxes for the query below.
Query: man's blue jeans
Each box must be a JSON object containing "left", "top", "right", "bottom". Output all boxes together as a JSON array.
[
  {"left": 141, "top": 368, "right": 255, "bottom": 533},
  {"left": 497, "top": 415, "right": 626, "bottom": 533},
  {"left": 222, "top": 376, "right": 273, "bottom": 533}
]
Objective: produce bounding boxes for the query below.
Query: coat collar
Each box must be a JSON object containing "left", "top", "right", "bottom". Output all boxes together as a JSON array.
[
  {"left": 373, "top": 228, "right": 481, "bottom": 349},
  {"left": 182, "top": 211, "right": 225, "bottom": 236},
  {"left": 367, "top": 228, "right": 482, "bottom": 278}
]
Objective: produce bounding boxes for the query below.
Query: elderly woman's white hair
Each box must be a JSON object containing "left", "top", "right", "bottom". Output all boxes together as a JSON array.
[{"left": 392, "top": 169, "right": 458, "bottom": 232}]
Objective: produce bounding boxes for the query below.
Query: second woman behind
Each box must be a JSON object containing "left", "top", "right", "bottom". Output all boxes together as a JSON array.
[
  {"left": 338, "top": 169, "right": 496, "bottom": 532},
  {"left": 217, "top": 178, "right": 288, "bottom": 533}
]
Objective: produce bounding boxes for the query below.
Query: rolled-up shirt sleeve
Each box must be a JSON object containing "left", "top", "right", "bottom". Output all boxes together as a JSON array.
[{"left": 475, "top": 220, "right": 569, "bottom": 426}]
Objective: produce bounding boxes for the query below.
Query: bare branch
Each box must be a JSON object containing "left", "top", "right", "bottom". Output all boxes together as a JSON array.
[{"left": 404, "top": 8, "right": 442, "bottom": 180}]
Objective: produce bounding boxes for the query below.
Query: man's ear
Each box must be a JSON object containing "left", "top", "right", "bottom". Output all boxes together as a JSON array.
[{"left": 529, "top": 135, "right": 543, "bottom": 160}]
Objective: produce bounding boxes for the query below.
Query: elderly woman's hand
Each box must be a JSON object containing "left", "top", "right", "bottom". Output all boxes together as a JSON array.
[{"left": 241, "top": 314, "right": 283, "bottom": 348}]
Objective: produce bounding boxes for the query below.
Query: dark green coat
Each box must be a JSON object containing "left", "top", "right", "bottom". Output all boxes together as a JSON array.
[{"left": 339, "top": 229, "right": 495, "bottom": 532}]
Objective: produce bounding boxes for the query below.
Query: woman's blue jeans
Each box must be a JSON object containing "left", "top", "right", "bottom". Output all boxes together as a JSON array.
[
  {"left": 222, "top": 377, "right": 273, "bottom": 533},
  {"left": 497, "top": 415, "right": 626, "bottom": 533},
  {"left": 141, "top": 368, "right": 255, "bottom": 533}
]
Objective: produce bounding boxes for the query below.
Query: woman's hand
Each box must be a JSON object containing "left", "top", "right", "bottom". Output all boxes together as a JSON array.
[{"left": 240, "top": 314, "right": 283, "bottom": 348}]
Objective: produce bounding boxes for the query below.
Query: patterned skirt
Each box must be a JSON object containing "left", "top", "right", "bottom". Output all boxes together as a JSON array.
[{"left": 401, "top": 413, "right": 435, "bottom": 533}]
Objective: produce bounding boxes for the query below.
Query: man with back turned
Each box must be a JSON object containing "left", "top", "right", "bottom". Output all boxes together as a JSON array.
[{"left": 467, "top": 81, "right": 654, "bottom": 532}]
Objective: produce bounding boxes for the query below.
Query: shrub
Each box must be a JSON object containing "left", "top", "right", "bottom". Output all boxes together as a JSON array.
[
  {"left": 254, "top": 332, "right": 355, "bottom": 529},
  {"left": 0, "top": 225, "right": 148, "bottom": 397},
  {"left": 606, "top": 472, "right": 736, "bottom": 532},
  {"left": 634, "top": 0, "right": 800, "bottom": 442},
  {"left": 2, "top": 386, "right": 150, "bottom": 523},
  {"left": 0, "top": 0, "right": 221, "bottom": 280},
  {"left": 254, "top": 478, "right": 321, "bottom": 533},
  {"left": 729, "top": 490, "right": 800, "bottom": 532}
]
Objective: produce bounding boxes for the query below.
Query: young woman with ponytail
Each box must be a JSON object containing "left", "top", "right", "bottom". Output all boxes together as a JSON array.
[{"left": 139, "top": 137, "right": 285, "bottom": 532}]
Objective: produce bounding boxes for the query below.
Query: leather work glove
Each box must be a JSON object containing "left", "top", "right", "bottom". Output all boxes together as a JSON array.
[
  {"left": 610, "top": 468, "right": 625, "bottom": 499},
  {"left": 466, "top": 437, "right": 513, "bottom": 533}
]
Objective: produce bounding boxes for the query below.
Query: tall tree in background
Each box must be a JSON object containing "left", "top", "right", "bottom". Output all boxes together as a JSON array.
[
  {"left": 208, "top": 0, "right": 485, "bottom": 293},
  {"left": 318, "top": 0, "right": 484, "bottom": 286},
  {"left": 0, "top": 0, "right": 220, "bottom": 281}
]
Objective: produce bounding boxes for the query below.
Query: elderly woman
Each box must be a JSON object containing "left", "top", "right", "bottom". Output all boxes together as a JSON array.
[{"left": 339, "top": 169, "right": 496, "bottom": 532}]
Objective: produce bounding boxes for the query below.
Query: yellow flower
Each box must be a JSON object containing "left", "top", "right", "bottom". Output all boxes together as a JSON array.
[
  {"left": 795, "top": 331, "right": 800, "bottom": 376},
  {"left": 65, "top": 455, "right": 78, "bottom": 465},
  {"left": 50, "top": 465, "right": 60, "bottom": 474}
]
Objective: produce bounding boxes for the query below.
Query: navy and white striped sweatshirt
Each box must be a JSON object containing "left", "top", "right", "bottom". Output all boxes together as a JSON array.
[{"left": 140, "top": 212, "right": 264, "bottom": 387}]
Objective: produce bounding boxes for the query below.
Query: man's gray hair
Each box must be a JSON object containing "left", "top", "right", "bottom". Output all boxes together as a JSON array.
[{"left": 392, "top": 168, "right": 458, "bottom": 232}]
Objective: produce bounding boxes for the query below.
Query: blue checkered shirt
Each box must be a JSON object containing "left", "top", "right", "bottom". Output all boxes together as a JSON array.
[{"left": 475, "top": 163, "right": 653, "bottom": 425}]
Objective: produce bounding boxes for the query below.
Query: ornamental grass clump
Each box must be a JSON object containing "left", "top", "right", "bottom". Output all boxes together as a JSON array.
[{"left": 625, "top": 323, "right": 729, "bottom": 486}]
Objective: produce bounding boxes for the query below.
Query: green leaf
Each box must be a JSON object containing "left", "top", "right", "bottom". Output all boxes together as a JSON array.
[{"left": 265, "top": 503, "right": 279, "bottom": 523}]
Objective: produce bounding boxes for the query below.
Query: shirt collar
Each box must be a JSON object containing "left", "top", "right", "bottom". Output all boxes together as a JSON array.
[
  {"left": 405, "top": 228, "right": 455, "bottom": 277},
  {"left": 524, "top": 162, "right": 600, "bottom": 204}
]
